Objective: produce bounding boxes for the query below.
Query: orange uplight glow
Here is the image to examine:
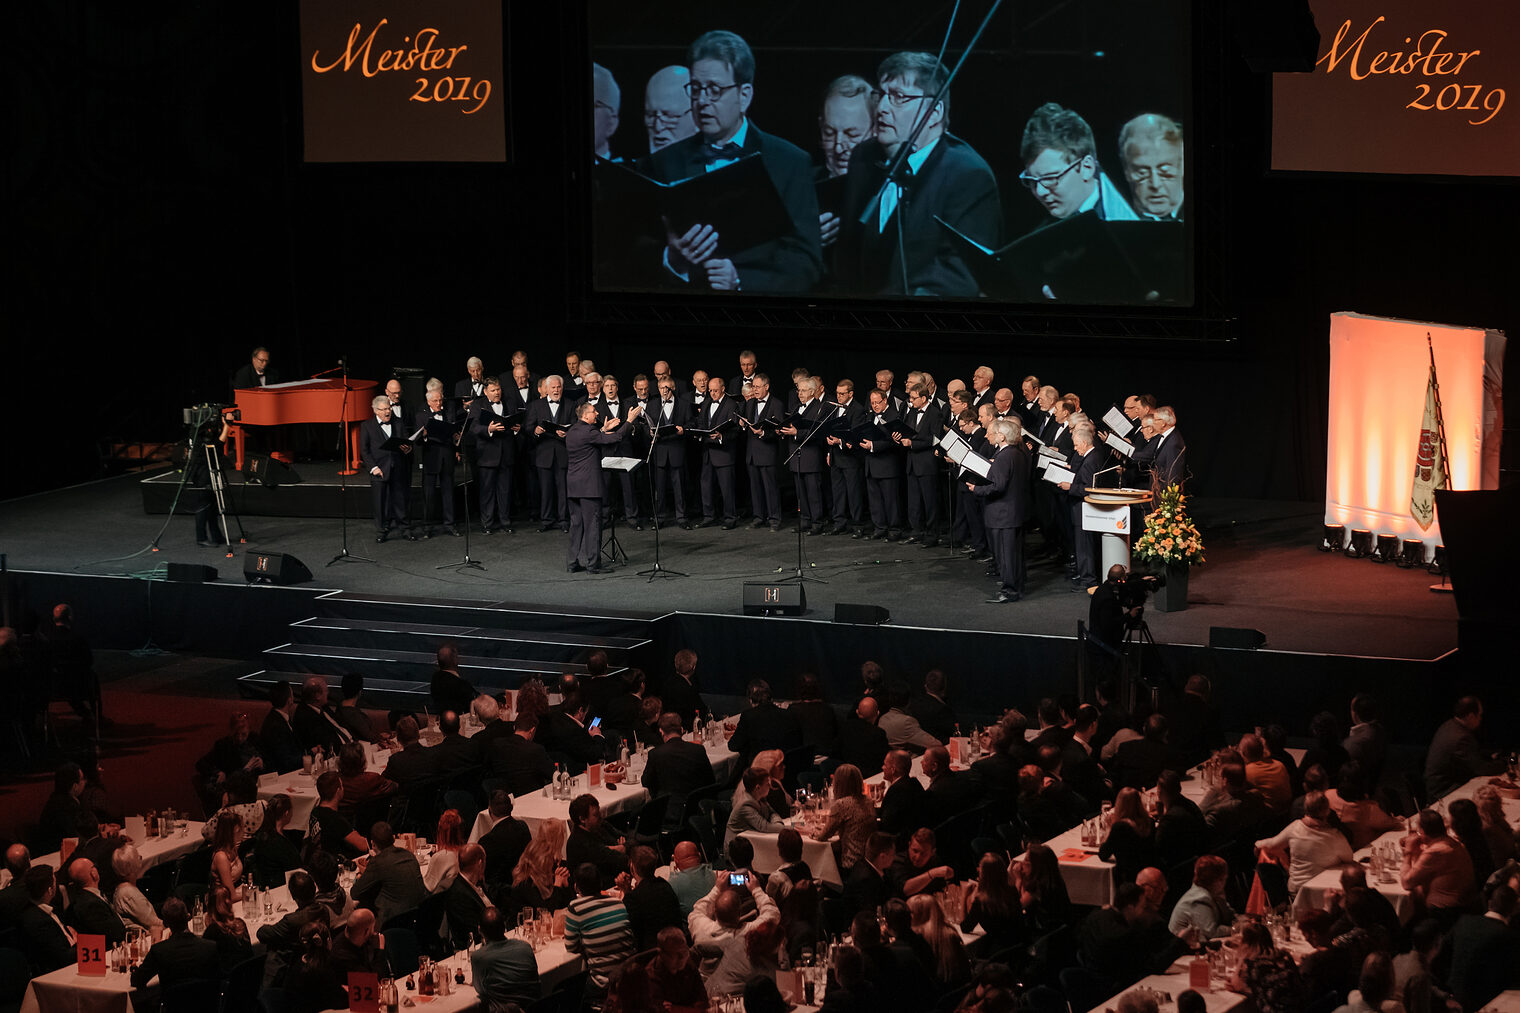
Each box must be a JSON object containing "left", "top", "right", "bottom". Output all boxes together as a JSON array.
[{"left": 1325, "top": 312, "right": 1492, "bottom": 557}]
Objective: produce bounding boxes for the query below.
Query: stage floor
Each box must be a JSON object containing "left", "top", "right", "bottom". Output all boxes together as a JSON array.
[{"left": 1, "top": 471, "right": 1459, "bottom": 661}]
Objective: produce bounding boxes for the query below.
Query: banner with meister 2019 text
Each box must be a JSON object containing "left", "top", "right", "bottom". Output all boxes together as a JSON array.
[{"left": 301, "top": 0, "right": 508, "bottom": 163}]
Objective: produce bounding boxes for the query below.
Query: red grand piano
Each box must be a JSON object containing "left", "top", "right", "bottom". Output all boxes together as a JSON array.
[{"left": 227, "top": 378, "right": 379, "bottom": 474}]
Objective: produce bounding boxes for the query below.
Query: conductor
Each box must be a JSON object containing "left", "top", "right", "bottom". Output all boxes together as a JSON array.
[{"left": 566, "top": 401, "right": 643, "bottom": 574}]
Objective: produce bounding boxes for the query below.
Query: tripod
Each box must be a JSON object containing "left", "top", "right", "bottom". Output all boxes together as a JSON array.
[
  {"left": 328, "top": 356, "right": 373, "bottom": 567},
  {"left": 780, "top": 407, "right": 829, "bottom": 585},
  {"left": 1122, "top": 615, "right": 1159, "bottom": 710},
  {"left": 202, "top": 439, "right": 245, "bottom": 556},
  {"left": 637, "top": 415, "right": 685, "bottom": 582}
]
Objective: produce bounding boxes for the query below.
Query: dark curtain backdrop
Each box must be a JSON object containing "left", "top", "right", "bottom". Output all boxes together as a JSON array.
[{"left": 6, "top": 1, "right": 1515, "bottom": 503}]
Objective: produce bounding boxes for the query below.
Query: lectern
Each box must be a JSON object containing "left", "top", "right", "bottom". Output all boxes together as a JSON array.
[{"left": 1081, "top": 488, "right": 1154, "bottom": 573}]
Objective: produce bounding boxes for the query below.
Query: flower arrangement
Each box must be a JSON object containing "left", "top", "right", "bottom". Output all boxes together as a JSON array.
[{"left": 1133, "top": 483, "right": 1205, "bottom": 568}]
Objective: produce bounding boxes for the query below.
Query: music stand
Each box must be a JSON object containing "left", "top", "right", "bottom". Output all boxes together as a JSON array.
[
  {"left": 328, "top": 355, "right": 374, "bottom": 567},
  {"left": 600, "top": 457, "right": 641, "bottom": 566},
  {"left": 780, "top": 407, "right": 830, "bottom": 585},
  {"left": 437, "top": 397, "right": 485, "bottom": 573},
  {"left": 637, "top": 415, "right": 686, "bottom": 582}
]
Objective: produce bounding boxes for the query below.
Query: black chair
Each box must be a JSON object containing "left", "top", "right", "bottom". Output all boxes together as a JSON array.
[
  {"left": 0, "top": 947, "right": 32, "bottom": 1010},
  {"left": 350, "top": 796, "right": 396, "bottom": 839},
  {"left": 686, "top": 814, "right": 719, "bottom": 865},
  {"left": 782, "top": 746, "right": 816, "bottom": 792},
  {"left": 527, "top": 971, "right": 587, "bottom": 1013},
  {"left": 627, "top": 794, "right": 671, "bottom": 854},
  {"left": 934, "top": 804, "right": 989, "bottom": 879},
  {"left": 676, "top": 781, "right": 728, "bottom": 839},
  {"left": 416, "top": 891, "right": 450, "bottom": 958},
  {"left": 383, "top": 927, "right": 420, "bottom": 977},
  {"left": 174, "top": 847, "right": 214, "bottom": 891},
  {"left": 161, "top": 978, "right": 224, "bottom": 1013},
  {"left": 221, "top": 953, "right": 268, "bottom": 1013},
  {"left": 1059, "top": 966, "right": 1117, "bottom": 1012},
  {"left": 257, "top": 988, "right": 295, "bottom": 1013},
  {"left": 696, "top": 800, "right": 731, "bottom": 861}
]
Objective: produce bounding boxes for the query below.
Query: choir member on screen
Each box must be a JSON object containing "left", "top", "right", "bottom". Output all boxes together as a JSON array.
[
  {"left": 817, "top": 75, "right": 877, "bottom": 249},
  {"left": 644, "top": 66, "right": 697, "bottom": 153},
  {"left": 1018, "top": 103, "right": 1138, "bottom": 224},
  {"left": 1118, "top": 114, "right": 1185, "bottom": 221},
  {"left": 592, "top": 63, "right": 621, "bottom": 161},
  {"left": 835, "top": 52, "right": 1001, "bottom": 298},
  {"left": 647, "top": 30, "right": 822, "bottom": 294}
]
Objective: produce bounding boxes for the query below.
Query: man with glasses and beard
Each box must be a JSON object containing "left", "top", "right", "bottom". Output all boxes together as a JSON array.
[
  {"left": 836, "top": 51, "right": 1001, "bottom": 298},
  {"left": 645, "top": 30, "right": 822, "bottom": 294}
]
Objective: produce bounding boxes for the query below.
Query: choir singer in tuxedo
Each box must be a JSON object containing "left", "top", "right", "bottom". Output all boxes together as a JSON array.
[
  {"left": 971, "top": 418, "right": 1030, "bottom": 604},
  {"left": 836, "top": 51, "right": 1001, "bottom": 297},
  {"left": 648, "top": 30, "right": 822, "bottom": 293},
  {"left": 566, "top": 400, "right": 643, "bottom": 574},
  {"left": 360, "top": 395, "right": 413, "bottom": 543}
]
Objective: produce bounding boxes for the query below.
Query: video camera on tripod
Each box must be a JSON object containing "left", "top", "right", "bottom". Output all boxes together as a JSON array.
[{"left": 1118, "top": 572, "right": 1165, "bottom": 627}]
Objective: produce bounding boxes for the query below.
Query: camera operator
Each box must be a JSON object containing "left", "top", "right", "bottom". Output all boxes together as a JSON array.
[
  {"left": 1088, "top": 565, "right": 1150, "bottom": 679},
  {"left": 184, "top": 410, "right": 231, "bottom": 547}
]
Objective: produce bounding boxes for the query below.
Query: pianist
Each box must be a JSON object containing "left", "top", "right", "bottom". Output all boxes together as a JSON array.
[{"left": 231, "top": 347, "right": 279, "bottom": 396}]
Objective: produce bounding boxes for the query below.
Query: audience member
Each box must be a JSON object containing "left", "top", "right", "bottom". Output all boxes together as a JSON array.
[
  {"left": 831, "top": 698, "right": 890, "bottom": 774},
  {"left": 1167, "top": 854, "right": 1235, "bottom": 940},
  {"left": 442, "top": 843, "right": 492, "bottom": 949},
  {"left": 666, "top": 841, "right": 716, "bottom": 916},
  {"left": 689, "top": 873, "right": 783, "bottom": 996},
  {"left": 1425, "top": 695, "right": 1502, "bottom": 801},
  {"left": 1400, "top": 808, "right": 1477, "bottom": 928},
  {"left": 352, "top": 821, "right": 428, "bottom": 929},
  {"left": 472, "top": 905, "right": 541, "bottom": 1009},
  {"left": 1227, "top": 920, "right": 1308, "bottom": 1013},
  {"left": 129, "top": 898, "right": 219, "bottom": 991},
  {"left": 647, "top": 926, "right": 709, "bottom": 1011},
  {"left": 250, "top": 794, "right": 302, "bottom": 888},
  {"left": 109, "top": 844, "right": 162, "bottom": 933},
  {"left": 1444, "top": 885, "right": 1519, "bottom": 1012},
  {"left": 623, "top": 845, "right": 685, "bottom": 950},
  {"left": 643, "top": 712, "right": 717, "bottom": 831},
  {"left": 1099, "top": 787, "right": 1158, "bottom": 888},
  {"left": 1256, "top": 791, "right": 1354, "bottom": 894},
  {"left": 565, "top": 861, "right": 636, "bottom": 1003},
  {"left": 727, "top": 679, "right": 803, "bottom": 764},
  {"left": 510, "top": 820, "right": 573, "bottom": 913},
  {"left": 567, "top": 794, "right": 628, "bottom": 886},
  {"left": 813, "top": 764, "right": 878, "bottom": 871},
  {"left": 479, "top": 790, "right": 532, "bottom": 892}
]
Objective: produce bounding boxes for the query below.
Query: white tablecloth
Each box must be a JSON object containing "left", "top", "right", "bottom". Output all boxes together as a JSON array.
[
  {"left": 20, "top": 967, "right": 139, "bottom": 1013},
  {"left": 1478, "top": 990, "right": 1520, "bottom": 1013},
  {"left": 1088, "top": 961, "right": 1246, "bottom": 1013},
  {"left": 35, "top": 823, "right": 206, "bottom": 877},
  {"left": 741, "top": 831, "right": 844, "bottom": 888}
]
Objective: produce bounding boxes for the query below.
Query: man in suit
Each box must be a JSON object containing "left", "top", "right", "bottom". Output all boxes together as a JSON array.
[
  {"left": 351, "top": 821, "right": 428, "bottom": 928},
  {"left": 540, "top": 684, "right": 609, "bottom": 773},
  {"left": 1145, "top": 406, "right": 1187, "bottom": 489},
  {"left": 1119, "top": 114, "right": 1185, "bottom": 221},
  {"left": 831, "top": 697, "right": 890, "bottom": 775},
  {"left": 908, "top": 670, "right": 957, "bottom": 745},
  {"left": 1060, "top": 421, "right": 1104, "bottom": 591},
  {"left": 887, "top": 383, "right": 936, "bottom": 544},
  {"left": 649, "top": 30, "right": 822, "bottom": 294},
  {"left": 596, "top": 375, "right": 641, "bottom": 528},
  {"left": 826, "top": 379, "right": 868, "bottom": 536},
  {"left": 660, "top": 650, "right": 708, "bottom": 730},
  {"left": 727, "top": 680, "right": 803, "bottom": 766},
  {"left": 259, "top": 680, "right": 303, "bottom": 774},
  {"left": 1445, "top": 885, "right": 1520, "bottom": 1011},
  {"left": 524, "top": 375, "right": 572, "bottom": 532},
  {"left": 413, "top": 384, "right": 462, "bottom": 537},
  {"left": 1343, "top": 692, "right": 1389, "bottom": 790},
  {"left": 740, "top": 374, "right": 785, "bottom": 530},
  {"left": 231, "top": 346, "right": 279, "bottom": 393},
  {"left": 19, "top": 867, "right": 76, "bottom": 972},
  {"left": 567, "top": 796, "right": 628, "bottom": 888},
  {"left": 292, "top": 676, "right": 353, "bottom": 755},
  {"left": 643, "top": 713, "right": 716, "bottom": 830},
  {"left": 971, "top": 418, "right": 1030, "bottom": 603},
  {"left": 1113, "top": 714, "right": 1176, "bottom": 791},
  {"left": 782, "top": 376, "right": 830, "bottom": 534},
  {"left": 360, "top": 394, "right": 413, "bottom": 542},
  {"left": 842, "top": 833, "right": 896, "bottom": 916},
  {"left": 1425, "top": 695, "right": 1502, "bottom": 800},
  {"left": 860, "top": 389, "right": 906, "bottom": 540},
  {"left": 478, "top": 792, "right": 532, "bottom": 893},
  {"left": 921, "top": 746, "right": 980, "bottom": 824},
  {"left": 64, "top": 857, "right": 127, "bottom": 944},
  {"left": 382, "top": 717, "right": 442, "bottom": 792},
  {"left": 468, "top": 377, "right": 520, "bottom": 535},
  {"left": 129, "top": 897, "right": 218, "bottom": 990},
  {"left": 877, "top": 750, "right": 926, "bottom": 843},
  {"left": 487, "top": 713, "right": 558, "bottom": 796},
  {"left": 455, "top": 357, "right": 488, "bottom": 409},
  {"left": 648, "top": 377, "right": 693, "bottom": 529},
  {"left": 693, "top": 376, "right": 740, "bottom": 528},
  {"left": 431, "top": 709, "right": 484, "bottom": 773},
  {"left": 442, "top": 844, "right": 492, "bottom": 950},
  {"left": 1019, "top": 102, "right": 1140, "bottom": 227},
  {"left": 835, "top": 52, "right": 1000, "bottom": 298},
  {"left": 565, "top": 400, "right": 639, "bottom": 574}
]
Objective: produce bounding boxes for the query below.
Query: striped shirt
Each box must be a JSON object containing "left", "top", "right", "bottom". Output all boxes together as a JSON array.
[{"left": 563, "top": 894, "right": 634, "bottom": 987}]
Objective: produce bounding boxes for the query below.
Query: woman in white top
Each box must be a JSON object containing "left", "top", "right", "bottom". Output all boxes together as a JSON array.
[
  {"left": 110, "top": 845, "right": 164, "bottom": 934},
  {"left": 1256, "top": 791, "right": 1354, "bottom": 894},
  {"left": 424, "top": 809, "right": 466, "bottom": 894}
]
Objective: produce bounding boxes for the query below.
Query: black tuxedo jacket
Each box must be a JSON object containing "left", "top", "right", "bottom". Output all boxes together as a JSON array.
[
  {"left": 787, "top": 399, "right": 828, "bottom": 474},
  {"left": 414, "top": 406, "right": 460, "bottom": 473},
  {"left": 837, "top": 134, "right": 1001, "bottom": 297},
  {"left": 830, "top": 718, "right": 889, "bottom": 775},
  {"left": 877, "top": 775, "right": 927, "bottom": 840},
  {"left": 743, "top": 398, "right": 784, "bottom": 466},
  {"left": 259, "top": 709, "right": 304, "bottom": 774},
  {"left": 67, "top": 887, "right": 127, "bottom": 944},
  {"left": 830, "top": 400, "right": 867, "bottom": 471},
  {"left": 694, "top": 396, "right": 740, "bottom": 465},
  {"left": 902, "top": 401, "right": 943, "bottom": 476},
  {"left": 862, "top": 407, "right": 906, "bottom": 479},
  {"left": 131, "top": 931, "right": 221, "bottom": 991},
  {"left": 1066, "top": 448, "right": 1102, "bottom": 507},
  {"left": 1148, "top": 430, "right": 1187, "bottom": 487},
  {"left": 649, "top": 398, "right": 693, "bottom": 468},
  {"left": 726, "top": 702, "right": 803, "bottom": 764},
  {"left": 21, "top": 903, "right": 76, "bottom": 972},
  {"left": 486, "top": 733, "right": 557, "bottom": 796},
  {"left": 644, "top": 124, "right": 823, "bottom": 293},
  {"left": 359, "top": 417, "right": 407, "bottom": 480},
  {"left": 974, "top": 444, "right": 1030, "bottom": 529},
  {"left": 292, "top": 704, "right": 350, "bottom": 755},
  {"left": 469, "top": 399, "right": 521, "bottom": 469},
  {"left": 566, "top": 421, "right": 623, "bottom": 498},
  {"left": 660, "top": 676, "right": 707, "bottom": 730},
  {"left": 524, "top": 399, "right": 572, "bottom": 469},
  {"left": 442, "top": 876, "right": 489, "bottom": 949},
  {"left": 642, "top": 738, "right": 715, "bottom": 805},
  {"left": 231, "top": 364, "right": 280, "bottom": 392},
  {"left": 480, "top": 817, "right": 532, "bottom": 888}
]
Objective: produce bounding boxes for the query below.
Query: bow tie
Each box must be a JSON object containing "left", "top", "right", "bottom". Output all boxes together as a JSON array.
[
  {"left": 548, "top": 400, "right": 559, "bottom": 406},
  {"left": 703, "top": 141, "right": 743, "bottom": 163},
  {"left": 607, "top": 402, "right": 618, "bottom": 408}
]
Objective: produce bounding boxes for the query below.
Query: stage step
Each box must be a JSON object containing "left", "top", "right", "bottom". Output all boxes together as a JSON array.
[
  {"left": 236, "top": 669, "right": 434, "bottom": 704},
  {"left": 287, "top": 616, "right": 649, "bottom": 661},
  {"left": 312, "top": 589, "right": 664, "bottom": 638},
  {"left": 260, "top": 642, "right": 624, "bottom": 683}
]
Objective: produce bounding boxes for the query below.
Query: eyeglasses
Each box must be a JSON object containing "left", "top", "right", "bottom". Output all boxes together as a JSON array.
[
  {"left": 1018, "top": 158, "right": 1083, "bottom": 192},
  {"left": 1125, "top": 164, "right": 1180, "bottom": 184},
  {"left": 876, "top": 88, "right": 933, "bottom": 109},
  {"left": 593, "top": 100, "right": 616, "bottom": 114},
  {"left": 684, "top": 81, "right": 740, "bottom": 102},
  {"left": 644, "top": 110, "right": 688, "bottom": 128}
]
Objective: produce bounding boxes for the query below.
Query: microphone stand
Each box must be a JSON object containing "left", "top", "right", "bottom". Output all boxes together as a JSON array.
[
  {"left": 437, "top": 396, "right": 485, "bottom": 573},
  {"left": 780, "top": 404, "right": 830, "bottom": 585},
  {"left": 328, "top": 355, "right": 373, "bottom": 567},
  {"left": 637, "top": 411, "right": 685, "bottom": 582}
]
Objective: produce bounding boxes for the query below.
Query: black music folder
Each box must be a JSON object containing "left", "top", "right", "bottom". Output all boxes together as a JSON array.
[
  {"left": 686, "top": 417, "right": 739, "bottom": 440},
  {"left": 936, "top": 213, "right": 1189, "bottom": 305},
  {"left": 424, "top": 417, "right": 465, "bottom": 441},
  {"left": 815, "top": 173, "right": 849, "bottom": 219},
  {"left": 595, "top": 154, "right": 795, "bottom": 254}
]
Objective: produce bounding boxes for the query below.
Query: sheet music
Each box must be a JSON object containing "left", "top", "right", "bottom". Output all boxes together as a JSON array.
[
  {"left": 1102, "top": 406, "right": 1134, "bottom": 435},
  {"left": 960, "top": 450, "right": 993, "bottom": 479},
  {"left": 1103, "top": 432, "right": 1135, "bottom": 457},
  {"left": 258, "top": 378, "right": 340, "bottom": 390},
  {"left": 1042, "top": 463, "right": 1076, "bottom": 485},
  {"left": 601, "top": 457, "right": 642, "bottom": 472}
]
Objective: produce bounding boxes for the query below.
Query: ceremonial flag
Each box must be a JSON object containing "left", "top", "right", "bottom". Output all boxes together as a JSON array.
[{"left": 1410, "top": 361, "right": 1446, "bottom": 531}]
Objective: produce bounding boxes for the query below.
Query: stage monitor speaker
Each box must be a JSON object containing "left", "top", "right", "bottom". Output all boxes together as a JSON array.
[
  {"left": 245, "top": 455, "right": 302, "bottom": 488},
  {"left": 1209, "top": 626, "right": 1267, "bottom": 650},
  {"left": 244, "top": 551, "right": 313, "bottom": 585},
  {"left": 834, "top": 603, "right": 890, "bottom": 625},
  {"left": 742, "top": 582, "right": 806, "bottom": 616},
  {"left": 166, "top": 563, "right": 217, "bottom": 583}
]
